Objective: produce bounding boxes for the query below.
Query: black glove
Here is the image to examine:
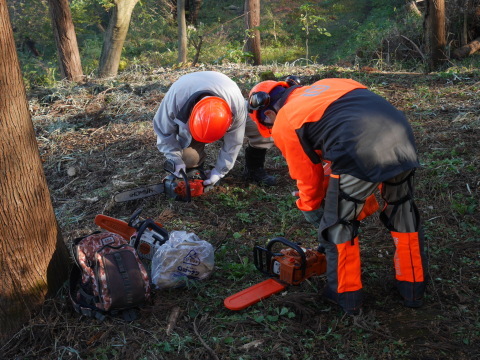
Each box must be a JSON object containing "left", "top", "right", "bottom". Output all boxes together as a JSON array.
[{"left": 301, "top": 208, "right": 324, "bottom": 228}]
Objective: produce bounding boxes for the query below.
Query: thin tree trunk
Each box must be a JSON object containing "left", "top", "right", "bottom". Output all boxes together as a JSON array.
[
  {"left": 425, "top": 0, "right": 446, "bottom": 71},
  {"left": 0, "top": 0, "right": 70, "bottom": 339},
  {"left": 244, "top": 0, "right": 261, "bottom": 65},
  {"left": 177, "top": 0, "right": 187, "bottom": 64},
  {"left": 98, "top": 0, "right": 139, "bottom": 78},
  {"left": 461, "top": 0, "right": 470, "bottom": 46},
  {"left": 186, "top": 0, "right": 202, "bottom": 24},
  {"left": 47, "top": 0, "right": 84, "bottom": 82}
]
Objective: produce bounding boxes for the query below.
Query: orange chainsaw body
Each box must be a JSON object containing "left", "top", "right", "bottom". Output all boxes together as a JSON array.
[
  {"left": 174, "top": 179, "right": 205, "bottom": 198},
  {"left": 273, "top": 248, "right": 326, "bottom": 285}
]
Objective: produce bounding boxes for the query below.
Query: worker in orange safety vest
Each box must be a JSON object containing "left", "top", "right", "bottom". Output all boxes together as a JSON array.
[{"left": 247, "top": 76, "right": 427, "bottom": 315}]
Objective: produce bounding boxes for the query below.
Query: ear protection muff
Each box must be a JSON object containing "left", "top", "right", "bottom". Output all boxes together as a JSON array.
[
  {"left": 247, "top": 76, "right": 301, "bottom": 114},
  {"left": 247, "top": 76, "right": 302, "bottom": 137}
]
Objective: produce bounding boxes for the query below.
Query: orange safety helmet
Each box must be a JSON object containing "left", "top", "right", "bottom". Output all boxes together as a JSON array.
[
  {"left": 248, "top": 76, "right": 301, "bottom": 138},
  {"left": 189, "top": 96, "right": 233, "bottom": 143}
]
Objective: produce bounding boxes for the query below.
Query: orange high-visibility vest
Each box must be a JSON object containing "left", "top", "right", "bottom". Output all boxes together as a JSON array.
[{"left": 272, "top": 79, "right": 367, "bottom": 211}]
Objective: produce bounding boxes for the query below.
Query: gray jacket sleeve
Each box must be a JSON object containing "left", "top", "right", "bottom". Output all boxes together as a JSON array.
[
  {"left": 214, "top": 111, "right": 246, "bottom": 176},
  {"left": 152, "top": 96, "right": 191, "bottom": 166}
]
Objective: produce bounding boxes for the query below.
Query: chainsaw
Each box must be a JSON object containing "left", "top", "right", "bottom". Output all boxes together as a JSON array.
[
  {"left": 113, "top": 159, "right": 207, "bottom": 203},
  {"left": 94, "top": 208, "right": 169, "bottom": 272},
  {"left": 224, "top": 237, "right": 327, "bottom": 311}
]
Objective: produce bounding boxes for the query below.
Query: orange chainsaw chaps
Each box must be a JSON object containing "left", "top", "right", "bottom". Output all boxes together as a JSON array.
[
  {"left": 174, "top": 179, "right": 205, "bottom": 197},
  {"left": 224, "top": 278, "right": 286, "bottom": 311},
  {"left": 336, "top": 237, "right": 362, "bottom": 293},
  {"left": 391, "top": 231, "right": 425, "bottom": 282},
  {"left": 94, "top": 214, "right": 163, "bottom": 240}
]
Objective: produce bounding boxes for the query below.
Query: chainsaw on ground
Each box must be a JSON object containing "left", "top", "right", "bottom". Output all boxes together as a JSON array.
[
  {"left": 224, "top": 237, "right": 327, "bottom": 311},
  {"left": 94, "top": 208, "right": 169, "bottom": 272},
  {"left": 113, "top": 159, "right": 208, "bottom": 203}
]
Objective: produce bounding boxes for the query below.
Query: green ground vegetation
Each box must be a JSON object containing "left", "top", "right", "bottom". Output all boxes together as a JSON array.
[{"left": 2, "top": 64, "right": 478, "bottom": 359}]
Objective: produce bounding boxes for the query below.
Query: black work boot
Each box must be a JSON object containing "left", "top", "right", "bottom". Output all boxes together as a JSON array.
[{"left": 243, "top": 146, "right": 277, "bottom": 186}]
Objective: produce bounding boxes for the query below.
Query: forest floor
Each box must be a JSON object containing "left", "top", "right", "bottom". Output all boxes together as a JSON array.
[{"left": 2, "top": 64, "right": 479, "bottom": 359}]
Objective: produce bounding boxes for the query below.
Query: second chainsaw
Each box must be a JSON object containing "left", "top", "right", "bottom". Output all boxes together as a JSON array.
[{"left": 224, "top": 237, "right": 327, "bottom": 311}]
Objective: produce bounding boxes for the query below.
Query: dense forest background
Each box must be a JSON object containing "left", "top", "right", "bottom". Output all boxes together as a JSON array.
[{"left": 6, "top": 0, "right": 480, "bottom": 88}]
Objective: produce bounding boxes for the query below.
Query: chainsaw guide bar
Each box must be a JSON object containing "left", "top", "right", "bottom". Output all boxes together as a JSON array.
[
  {"left": 224, "top": 278, "right": 286, "bottom": 311},
  {"left": 113, "top": 184, "right": 165, "bottom": 203}
]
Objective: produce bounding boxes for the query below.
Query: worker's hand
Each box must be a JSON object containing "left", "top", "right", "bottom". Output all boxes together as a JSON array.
[
  {"left": 174, "top": 163, "right": 186, "bottom": 178},
  {"left": 302, "top": 208, "right": 324, "bottom": 228},
  {"left": 203, "top": 168, "right": 223, "bottom": 186}
]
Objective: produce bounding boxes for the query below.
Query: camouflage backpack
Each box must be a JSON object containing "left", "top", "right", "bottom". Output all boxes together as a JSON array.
[{"left": 69, "top": 232, "right": 151, "bottom": 321}]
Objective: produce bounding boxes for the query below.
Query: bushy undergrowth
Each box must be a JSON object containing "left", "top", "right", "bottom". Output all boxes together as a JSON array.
[{"left": 10, "top": 0, "right": 479, "bottom": 88}]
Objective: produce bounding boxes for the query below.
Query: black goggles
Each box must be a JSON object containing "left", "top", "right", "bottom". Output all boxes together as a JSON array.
[{"left": 248, "top": 91, "right": 270, "bottom": 113}]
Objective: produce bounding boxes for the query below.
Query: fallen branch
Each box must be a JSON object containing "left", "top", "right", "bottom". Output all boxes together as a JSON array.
[
  {"left": 166, "top": 306, "right": 181, "bottom": 335},
  {"left": 401, "top": 35, "right": 426, "bottom": 61},
  {"left": 193, "top": 315, "right": 219, "bottom": 360}
]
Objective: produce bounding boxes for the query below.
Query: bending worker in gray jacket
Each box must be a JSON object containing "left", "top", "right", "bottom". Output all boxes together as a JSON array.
[{"left": 153, "top": 71, "right": 275, "bottom": 186}]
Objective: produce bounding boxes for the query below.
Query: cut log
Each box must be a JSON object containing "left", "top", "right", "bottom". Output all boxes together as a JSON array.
[{"left": 452, "top": 37, "right": 480, "bottom": 59}]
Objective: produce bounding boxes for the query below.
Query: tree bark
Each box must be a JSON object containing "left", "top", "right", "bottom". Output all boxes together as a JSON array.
[
  {"left": 452, "top": 36, "right": 480, "bottom": 58},
  {"left": 98, "top": 0, "right": 139, "bottom": 78},
  {"left": 186, "top": 0, "right": 202, "bottom": 25},
  {"left": 425, "top": 0, "right": 446, "bottom": 71},
  {"left": 177, "top": 0, "right": 187, "bottom": 64},
  {"left": 461, "top": 0, "right": 470, "bottom": 46},
  {"left": 244, "top": 0, "right": 261, "bottom": 65},
  {"left": 47, "top": 0, "right": 84, "bottom": 82},
  {"left": 0, "top": 0, "right": 70, "bottom": 340}
]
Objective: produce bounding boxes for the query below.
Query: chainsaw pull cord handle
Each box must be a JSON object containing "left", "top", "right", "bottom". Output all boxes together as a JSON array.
[{"left": 266, "top": 237, "right": 307, "bottom": 279}]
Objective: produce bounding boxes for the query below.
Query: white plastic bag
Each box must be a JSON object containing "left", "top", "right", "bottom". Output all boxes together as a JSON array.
[{"left": 151, "top": 231, "right": 214, "bottom": 289}]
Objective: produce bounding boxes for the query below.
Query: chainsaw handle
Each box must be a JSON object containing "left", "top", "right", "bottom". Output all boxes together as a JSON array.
[
  {"left": 127, "top": 208, "right": 143, "bottom": 228},
  {"left": 132, "top": 219, "right": 169, "bottom": 249},
  {"left": 178, "top": 168, "right": 191, "bottom": 203},
  {"left": 266, "top": 237, "right": 307, "bottom": 278}
]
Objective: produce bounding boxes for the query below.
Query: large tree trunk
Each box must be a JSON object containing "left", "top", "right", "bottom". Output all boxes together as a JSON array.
[
  {"left": 0, "top": 0, "right": 70, "bottom": 340},
  {"left": 47, "top": 0, "right": 84, "bottom": 82},
  {"left": 177, "top": 0, "right": 187, "bottom": 64},
  {"left": 452, "top": 36, "right": 480, "bottom": 58},
  {"left": 424, "top": 0, "right": 447, "bottom": 71},
  {"left": 98, "top": 0, "right": 139, "bottom": 78},
  {"left": 244, "top": 0, "right": 261, "bottom": 65}
]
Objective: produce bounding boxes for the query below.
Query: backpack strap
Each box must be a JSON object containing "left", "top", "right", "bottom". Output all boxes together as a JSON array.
[{"left": 69, "top": 264, "right": 106, "bottom": 321}]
